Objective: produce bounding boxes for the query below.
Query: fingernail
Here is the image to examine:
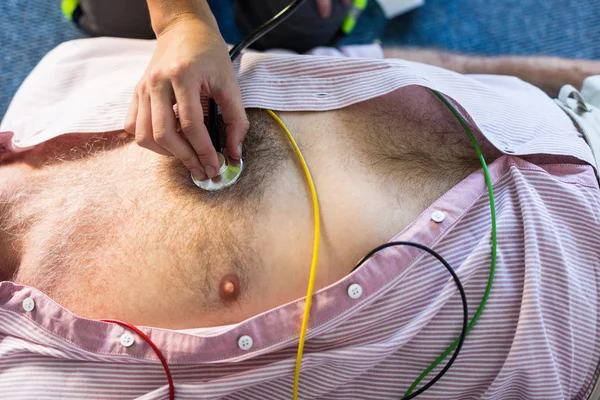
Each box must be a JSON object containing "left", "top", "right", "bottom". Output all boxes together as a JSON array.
[
  {"left": 236, "top": 143, "right": 243, "bottom": 158},
  {"left": 191, "top": 168, "right": 206, "bottom": 181},
  {"left": 205, "top": 165, "right": 217, "bottom": 178}
]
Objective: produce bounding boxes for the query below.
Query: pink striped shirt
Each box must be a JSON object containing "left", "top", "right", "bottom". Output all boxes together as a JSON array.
[{"left": 1, "top": 38, "right": 599, "bottom": 399}]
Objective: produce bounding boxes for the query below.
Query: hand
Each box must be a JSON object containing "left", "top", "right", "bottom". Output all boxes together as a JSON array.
[
  {"left": 125, "top": 16, "right": 249, "bottom": 180},
  {"left": 315, "top": 0, "right": 352, "bottom": 18}
]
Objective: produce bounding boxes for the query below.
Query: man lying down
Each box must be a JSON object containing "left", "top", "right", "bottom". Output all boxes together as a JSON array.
[{"left": 1, "top": 38, "right": 600, "bottom": 400}]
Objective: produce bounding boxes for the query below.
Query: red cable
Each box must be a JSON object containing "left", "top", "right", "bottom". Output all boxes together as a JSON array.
[{"left": 100, "top": 319, "right": 175, "bottom": 400}]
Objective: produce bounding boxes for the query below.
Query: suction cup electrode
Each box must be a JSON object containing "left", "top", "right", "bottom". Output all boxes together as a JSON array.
[{"left": 191, "top": 153, "right": 244, "bottom": 191}]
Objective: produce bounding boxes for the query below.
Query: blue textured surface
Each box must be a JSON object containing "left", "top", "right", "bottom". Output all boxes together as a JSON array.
[{"left": 1, "top": 0, "right": 599, "bottom": 120}]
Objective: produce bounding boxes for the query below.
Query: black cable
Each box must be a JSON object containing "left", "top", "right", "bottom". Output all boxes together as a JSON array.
[
  {"left": 352, "top": 241, "right": 468, "bottom": 399},
  {"left": 208, "top": 0, "right": 310, "bottom": 152}
]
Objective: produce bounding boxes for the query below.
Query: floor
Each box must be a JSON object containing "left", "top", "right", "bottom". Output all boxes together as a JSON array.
[{"left": 1, "top": 0, "right": 598, "bottom": 120}]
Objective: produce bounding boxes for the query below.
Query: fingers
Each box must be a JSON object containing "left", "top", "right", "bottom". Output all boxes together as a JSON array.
[
  {"left": 172, "top": 79, "right": 221, "bottom": 178},
  {"left": 150, "top": 82, "right": 207, "bottom": 179},
  {"left": 129, "top": 74, "right": 222, "bottom": 179},
  {"left": 151, "top": 105, "right": 206, "bottom": 180},
  {"left": 211, "top": 70, "right": 249, "bottom": 159},
  {"left": 131, "top": 76, "right": 208, "bottom": 180},
  {"left": 315, "top": 0, "right": 332, "bottom": 18},
  {"left": 125, "top": 92, "right": 139, "bottom": 134},
  {"left": 135, "top": 87, "right": 172, "bottom": 157}
]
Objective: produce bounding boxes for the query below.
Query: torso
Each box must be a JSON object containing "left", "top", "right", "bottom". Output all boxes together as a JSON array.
[{"left": 0, "top": 86, "right": 498, "bottom": 329}]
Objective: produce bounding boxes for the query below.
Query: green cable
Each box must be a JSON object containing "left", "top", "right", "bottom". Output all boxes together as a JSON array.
[{"left": 404, "top": 90, "right": 498, "bottom": 397}]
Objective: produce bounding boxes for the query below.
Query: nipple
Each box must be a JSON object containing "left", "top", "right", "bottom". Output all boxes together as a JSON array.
[
  {"left": 223, "top": 281, "right": 235, "bottom": 295},
  {"left": 219, "top": 273, "right": 241, "bottom": 303}
]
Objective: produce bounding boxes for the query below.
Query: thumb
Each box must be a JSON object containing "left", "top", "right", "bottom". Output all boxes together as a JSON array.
[{"left": 211, "top": 72, "right": 249, "bottom": 159}]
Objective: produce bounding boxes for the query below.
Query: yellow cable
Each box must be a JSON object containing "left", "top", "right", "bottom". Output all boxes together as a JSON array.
[{"left": 265, "top": 109, "right": 321, "bottom": 400}]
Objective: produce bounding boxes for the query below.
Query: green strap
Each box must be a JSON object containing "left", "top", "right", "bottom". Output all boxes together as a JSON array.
[
  {"left": 61, "top": 0, "right": 79, "bottom": 21},
  {"left": 341, "top": 0, "right": 368, "bottom": 34}
]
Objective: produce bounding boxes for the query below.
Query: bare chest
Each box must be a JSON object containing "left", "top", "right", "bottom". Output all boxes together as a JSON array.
[
  {"left": 253, "top": 88, "right": 487, "bottom": 312},
  {"left": 1, "top": 88, "right": 489, "bottom": 329}
]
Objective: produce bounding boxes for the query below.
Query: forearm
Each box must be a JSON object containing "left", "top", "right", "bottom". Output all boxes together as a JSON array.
[
  {"left": 383, "top": 47, "right": 600, "bottom": 97},
  {"left": 147, "top": 0, "right": 217, "bottom": 36},
  {"left": 463, "top": 55, "right": 600, "bottom": 97},
  {"left": 382, "top": 48, "right": 471, "bottom": 74}
]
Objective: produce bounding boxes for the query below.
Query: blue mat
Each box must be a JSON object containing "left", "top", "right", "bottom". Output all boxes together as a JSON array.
[{"left": 2, "top": 0, "right": 599, "bottom": 120}]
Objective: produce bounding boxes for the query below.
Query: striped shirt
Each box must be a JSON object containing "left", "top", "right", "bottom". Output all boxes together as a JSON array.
[{"left": 1, "top": 38, "right": 600, "bottom": 400}]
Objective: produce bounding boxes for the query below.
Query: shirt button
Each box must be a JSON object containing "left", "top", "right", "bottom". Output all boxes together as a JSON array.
[
  {"left": 238, "top": 335, "right": 253, "bottom": 351},
  {"left": 22, "top": 298, "right": 35, "bottom": 312},
  {"left": 120, "top": 333, "right": 135, "bottom": 347},
  {"left": 431, "top": 210, "right": 446, "bottom": 223},
  {"left": 348, "top": 283, "right": 363, "bottom": 299}
]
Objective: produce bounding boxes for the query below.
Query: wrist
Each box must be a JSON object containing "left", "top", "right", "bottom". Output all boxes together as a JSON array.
[
  {"left": 155, "top": 12, "right": 216, "bottom": 37},
  {"left": 148, "top": 0, "right": 217, "bottom": 37}
]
